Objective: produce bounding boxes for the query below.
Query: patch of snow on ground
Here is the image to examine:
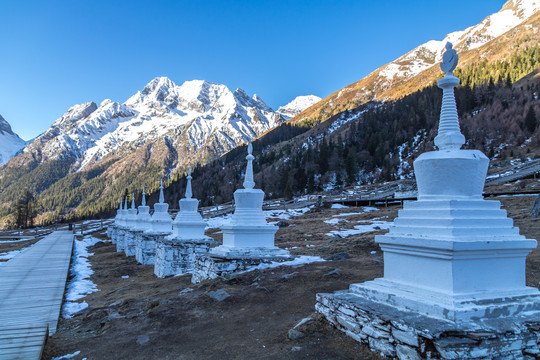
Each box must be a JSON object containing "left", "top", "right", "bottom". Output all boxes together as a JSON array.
[
  {"left": 62, "top": 235, "right": 104, "bottom": 318},
  {"left": 324, "top": 218, "right": 348, "bottom": 225},
  {"left": 240, "top": 255, "right": 325, "bottom": 273},
  {"left": 205, "top": 214, "right": 233, "bottom": 229},
  {"left": 52, "top": 351, "right": 81, "bottom": 360},
  {"left": 363, "top": 206, "right": 379, "bottom": 212},
  {"left": 0, "top": 247, "right": 29, "bottom": 261},
  {"left": 264, "top": 206, "right": 313, "bottom": 220},
  {"left": 331, "top": 204, "right": 348, "bottom": 209},
  {"left": 0, "top": 237, "right": 34, "bottom": 243},
  {"left": 326, "top": 220, "right": 392, "bottom": 238},
  {"left": 332, "top": 212, "right": 359, "bottom": 218}
]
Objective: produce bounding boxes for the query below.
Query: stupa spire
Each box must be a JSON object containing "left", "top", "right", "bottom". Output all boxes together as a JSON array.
[
  {"left": 142, "top": 187, "right": 146, "bottom": 206},
  {"left": 124, "top": 196, "right": 128, "bottom": 210},
  {"left": 434, "top": 42, "right": 465, "bottom": 151},
  {"left": 118, "top": 198, "right": 122, "bottom": 210},
  {"left": 131, "top": 193, "right": 136, "bottom": 209},
  {"left": 185, "top": 166, "right": 193, "bottom": 199},
  {"left": 243, "top": 141, "right": 255, "bottom": 190},
  {"left": 159, "top": 179, "right": 165, "bottom": 203}
]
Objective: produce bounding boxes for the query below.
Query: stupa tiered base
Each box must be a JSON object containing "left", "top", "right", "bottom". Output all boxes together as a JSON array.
[
  {"left": 154, "top": 236, "right": 217, "bottom": 278},
  {"left": 107, "top": 225, "right": 118, "bottom": 244}
]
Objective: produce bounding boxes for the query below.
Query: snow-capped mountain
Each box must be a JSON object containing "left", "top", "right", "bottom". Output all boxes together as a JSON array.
[
  {"left": 277, "top": 95, "right": 322, "bottom": 120},
  {"left": 0, "top": 115, "right": 26, "bottom": 166},
  {"left": 20, "top": 77, "right": 283, "bottom": 172},
  {"left": 378, "top": 0, "right": 540, "bottom": 85},
  {"left": 293, "top": 0, "right": 540, "bottom": 124}
]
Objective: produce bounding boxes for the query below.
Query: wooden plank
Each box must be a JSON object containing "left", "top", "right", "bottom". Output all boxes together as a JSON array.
[{"left": 0, "top": 231, "right": 74, "bottom": 360}]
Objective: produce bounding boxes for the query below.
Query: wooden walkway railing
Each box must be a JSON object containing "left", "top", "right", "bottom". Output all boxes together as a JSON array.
[{"left": 0, "top": 231, "right": 74, "bottom": 360}]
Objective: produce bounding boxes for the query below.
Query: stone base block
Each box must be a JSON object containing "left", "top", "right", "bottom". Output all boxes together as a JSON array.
[
  {"left": 136, "top": 231, "right": 169, "bottom": 265},
  {"left": 124, "top": 230, "right": 141, "bottom": 257},
  {"left": 316, "top": 291, "right": 540, "bottom": 359},
  {"left": 116, "top": 228, "right": 127, "bottom": 252},
  {"left": 154, "top": 237, "right": 217, "bottom": 278},
  {"left": 191, "top": 249, "right": 294, "bottom": 283}
]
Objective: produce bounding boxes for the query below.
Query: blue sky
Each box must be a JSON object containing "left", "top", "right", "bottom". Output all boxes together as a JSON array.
[{"left": 0, "top": 0, "right": 505, "bottom": 140}]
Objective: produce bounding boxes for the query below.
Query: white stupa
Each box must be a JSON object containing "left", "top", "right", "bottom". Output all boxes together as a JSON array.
[
  {"left": 116, "top": 196, "right": 130, "bottom": 252},
  {"left": 316, "top": 43, "right": 540, "bottom": 359},
  {"left": 126, "top": 194, "right": 138, "bottom": 229},
  {"left": 150, "top": 180, "right": 172, "bottom": 233},
  {"left": 155, "top": 167, "right": 216, "bottom": 278},
  {"left": 113, "top": 198, "right": 123, "bottom": 226},
  {"left": 134, "top": 187, "right": 152, "bottom": 231},
  {"left": 209, "top": 141, "right": 290, "bottom": 259},
  {"left": 170, "top": 167, "right": 207, "bottom": 239}
]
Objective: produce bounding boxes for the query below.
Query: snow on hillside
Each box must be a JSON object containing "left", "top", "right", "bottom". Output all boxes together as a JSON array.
[
  {"left": 379, "top": 0, "right": 540, "bottom": 83},
  {"left": 277, "top": 95, "right": 322, "bottom": 120},
  {"left": 20, "top": 77, "right": 284, "bottom": 171},
  {"left": 0, "top": 115, "right": 27, "bottom": 166}
]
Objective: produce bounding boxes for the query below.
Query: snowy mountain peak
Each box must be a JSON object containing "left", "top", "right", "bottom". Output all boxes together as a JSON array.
[
  {"left": 0, "top": 115, "right": 26, "bottom": 166},
  {"left": 0, "top": 114, "right": 15, "bottom": 136},
  {"left": 51, "top": 102, "right": 98, "bottom": 129},
  {"left": 16, "top": 76, "right": 285, "bottom": 171},
  {"left": 277, "top": 95, "right": 322, "bottom": 120}
]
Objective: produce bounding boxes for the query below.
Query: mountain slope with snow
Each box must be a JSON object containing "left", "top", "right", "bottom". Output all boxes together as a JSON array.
[
  {"left": 291, "top": 0, "right": 540, "bottom": 124},
  {"left": 15, "top": 77, "right": 283, "bottom": 172},
  {"left": 0, "top": 115, "right": 26, "bottom": 166},
  {"left": 277, "top": 95, "right": 322, "bottom": 120}
]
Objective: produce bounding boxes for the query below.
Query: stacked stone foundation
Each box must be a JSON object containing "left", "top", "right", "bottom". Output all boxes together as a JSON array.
[
  {"left": 116, "top": 228, "right": 128, "bottom": 252},
  {"left": 154, "top": 237, "right": 217, "bottom": 278},
  {"left": 124, "top": 230, "right": 141, "bottom": 257},
  {"left": 135, "top": 232, "right": 169, "bottom": 265},
  {"left": 191, "top": 253, "right": 292, "bottom": 283},
  {"left": 316, "top": 291, "right": 540, "bottom": 360}
]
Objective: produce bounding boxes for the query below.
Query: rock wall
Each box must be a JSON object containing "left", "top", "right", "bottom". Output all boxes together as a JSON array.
[{"left": 316, "top": 292, "right": 540, "bottom": 360}]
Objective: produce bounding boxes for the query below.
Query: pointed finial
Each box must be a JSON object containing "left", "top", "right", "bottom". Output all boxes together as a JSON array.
[
  {"left": 142, "top": 187, "right": 146, "bottom": 207},
  {"left": 124, "top": 196, "right": 128, "bottom": 210},
  {"left": 159, "top": 179, "right": 165, "bottom": 203},
  {"left": 131, "top": 193, "right": 136, "bottom": 209},
  {"left": 243, "top": 140, "right": 255, "bottom": 189},
  {"left": 118, "top": 198, "right": 122, "bottom": 210},
  {"left": 185, "top": 166, "right": 193, "bottom": 199}
]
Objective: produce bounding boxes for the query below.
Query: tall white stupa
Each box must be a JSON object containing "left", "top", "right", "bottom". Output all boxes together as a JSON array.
[
  {"left": 154, "top": 167, "right": 216, "bottom": 278},
  {"left": 316, "top": 43, "right": 540, "bottom": 359},
  {"left": 191, "top": 142, "right": 291, "bottom": 283}
]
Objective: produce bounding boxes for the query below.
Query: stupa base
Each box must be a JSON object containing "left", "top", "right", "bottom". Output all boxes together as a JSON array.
[
  {"left": 316, "top": 289, "right": 540, "bottom": 359},
  {"left": 136, "top": 231, "right": 169, "bottom": 265},
  {"left": 154, "top": 236, "right": 217, "bottom": 278},
  {"left": 191, "top": 246, "right": 293, "bottom": 283},
  {"left": 124, "top": 230, "right": 139, "bottom": 257},
  {"left": 115, "top": 227, "right": 128, "bottom": 252}
]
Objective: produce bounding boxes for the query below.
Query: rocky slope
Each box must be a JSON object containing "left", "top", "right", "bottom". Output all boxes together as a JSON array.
[
  {"left": 291, "top": 0, "right": 540, "bottom": 124},
  {"left": 0, "top": 115, "right": 26, "bottom": 166}
]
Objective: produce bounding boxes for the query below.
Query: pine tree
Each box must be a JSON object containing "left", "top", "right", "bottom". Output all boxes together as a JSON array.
[{"left": 524, "top": 106, "right": 538, "bottom": 133}]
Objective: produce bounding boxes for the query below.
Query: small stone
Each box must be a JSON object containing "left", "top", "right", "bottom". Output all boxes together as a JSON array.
[
  {"left": 288, "top": 329, "right": 306, "bottom": 340},
  {"left": 276, "top": 221, "right": 290, "bottom": 227},
  {"left": 281, "top": 272, "right": 299, "bottom": 281},
  {"left": 323, "top": 268, "right": 341, "bottom": 277},
  {"left": 318, "top": 247, "right": 329, "bottom": 252},
  {"left": 325, "top": 252, "right": 350, "bottom": 261},
  {"left": 329, "top": 234, "right": 342, "bottom": 243},
  {"left": 291, "top": 346, "right": 302, "bottom": 352},
  {"left": 206, "top": 289, "right": 231, "bottom": 302},
  {"left": 396, "top": 344, "right": 421, "bottom": 360},
  {"left": 392, "top": 328, "right": 419, "bottom": 347},
  {"left": 179, "top": 288, "right": 194, "bottom": 295},
  {"left": 136, "top": 334, "right": 150, "bottom": 345},
  {"left": 531, "top": 195, "right": 540, "bottom": 218},
  {"left": 293, "top": 317, "right": 315, "bottom": 329}
]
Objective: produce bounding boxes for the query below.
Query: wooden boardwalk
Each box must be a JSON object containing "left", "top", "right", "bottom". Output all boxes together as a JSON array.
[{"left": 0, "top": 231, "right": 74, "bottom": 360}]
